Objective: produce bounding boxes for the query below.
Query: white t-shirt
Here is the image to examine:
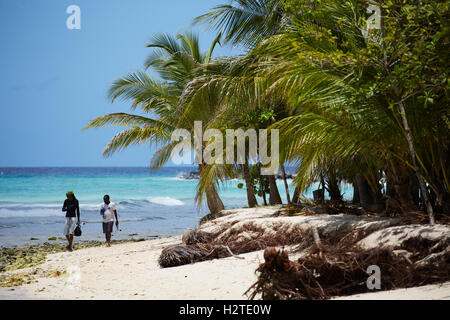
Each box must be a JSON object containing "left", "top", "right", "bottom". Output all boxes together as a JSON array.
[{"left": 100, "top": 202, "right": 116, "bottom": 223}]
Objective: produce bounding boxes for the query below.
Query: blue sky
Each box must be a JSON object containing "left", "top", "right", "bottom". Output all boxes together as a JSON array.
[{"left": 0, "top": 0, "right": 239, "bottom": 167}]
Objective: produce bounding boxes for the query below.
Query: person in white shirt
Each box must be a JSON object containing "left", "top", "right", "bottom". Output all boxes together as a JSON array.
[{"left": 100, "top": 194, "right": 119, "bottom": 247}]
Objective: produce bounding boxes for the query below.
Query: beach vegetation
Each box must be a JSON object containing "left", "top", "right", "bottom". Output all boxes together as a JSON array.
[{"left": 86, "top": 0, "right": 449, "bottom": 222}]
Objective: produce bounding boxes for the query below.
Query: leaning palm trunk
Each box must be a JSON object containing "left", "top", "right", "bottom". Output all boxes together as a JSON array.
[
  {"left": 205, "top": 184, "right": 225, "bottom": 214},
  {"left": 243, "top": 162, "right": 258, "bottom": 208},
  {"left": 268, "top": 175, "right": 282, "bottom": 205},
  {"left": 199, "top": 164, "right": 224, "bottom": 214},
  {"left": 280, "top": 164, "right": 291, "bottom": 204}
]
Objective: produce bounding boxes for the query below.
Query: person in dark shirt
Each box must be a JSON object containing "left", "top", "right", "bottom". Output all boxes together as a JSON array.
[{"left": 62, "top": 190, "right": 80, "bottom": 252}]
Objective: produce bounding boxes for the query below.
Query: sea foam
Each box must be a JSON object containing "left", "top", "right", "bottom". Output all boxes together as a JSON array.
[{"left": 146, "top": 197, "right": 184, "bottom": 206}]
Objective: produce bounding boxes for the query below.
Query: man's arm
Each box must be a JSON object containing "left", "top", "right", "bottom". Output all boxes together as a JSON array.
[
  {"left": 62, "top": 200, "right": 68, "bottom": 212},
  {"left": 114, "top": 209, "right": 119, "bottom": 226},
  {"left": 76, "top": 200, "right": 80, "bottom": 223}
]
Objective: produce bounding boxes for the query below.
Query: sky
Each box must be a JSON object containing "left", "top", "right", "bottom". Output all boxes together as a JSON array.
[{"left": 0, "top": 0, "right": 240, "bottom": 167}]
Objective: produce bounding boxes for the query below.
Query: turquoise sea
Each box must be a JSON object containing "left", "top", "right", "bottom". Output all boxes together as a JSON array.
[{"left": 0, "top": 167, "right": 353, "bottom": 246}]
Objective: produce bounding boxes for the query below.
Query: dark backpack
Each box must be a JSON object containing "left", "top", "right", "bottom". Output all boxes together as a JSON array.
[{"left": 74, "top": 224, "right": 82, "bottom": 237}]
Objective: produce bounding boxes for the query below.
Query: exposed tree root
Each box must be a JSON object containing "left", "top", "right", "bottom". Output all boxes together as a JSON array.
[
  {"left": 158, "top": 224, "right": 309, "bottom": 268},
  {"left": 246, "top": 236, "right": 450, "bottom": 300}
]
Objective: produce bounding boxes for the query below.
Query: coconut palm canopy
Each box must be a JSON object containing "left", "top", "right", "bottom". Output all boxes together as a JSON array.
[{"left": 86, "top": 0, "right": 449, "bottom": 223}]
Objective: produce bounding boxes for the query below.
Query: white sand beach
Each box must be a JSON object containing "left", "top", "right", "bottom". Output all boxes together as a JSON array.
[
  {"left": 0, "top": 236, "right": 449, "bottom": 300},
  {"left": 0, "top": 236, "right": 260, "bottom": 300},
  {"left": 0, "top": 206, "right": 449, "bottom": 300}
]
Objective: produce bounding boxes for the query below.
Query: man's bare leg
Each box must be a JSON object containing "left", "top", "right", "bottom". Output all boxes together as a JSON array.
[
  {"left": 105, "top": 233, "right": 111, "bottom": 247},
  {"left": 66, "top": 234, "right": 73, "bottom": 251}
]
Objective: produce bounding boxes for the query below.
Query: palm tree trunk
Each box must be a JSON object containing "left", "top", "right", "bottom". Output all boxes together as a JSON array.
[
  {"left": 385, "top": 170, "right": 396, "bottom": 198},
  {"left": 355, "top": 173, "right": 376, "bottom": 210},
  {"left": 243, "top": 162, "right": 258, "bottom": 208},
  {"left": 292, "top": 186, "right": 300, "bottom": 204},
  {"left": 205, "top": 184, "right": 225, "bottom": 214},
  {"left": 391, "top": 164, "right": 417, "bottom": 211},
  {"left": 268, "top": 175, "right": 282, "bottom": 205},
  {"left": 259, "top": 175, "right": 268, "bottom": 205},
  {"left": 326, "top": 170, "right": 342, "bottom": 203},
  {"left": 199, "top": 164, "right": 224, "bottom": 214},
  {"left": 352, "top": 178, "right": 360, "bottom": 205},
  {"left": 280, "top": 164, "right": 291, "bottom": 204},
  {"left": 319, "top": 173, "right": 325, "bottom": 205}
]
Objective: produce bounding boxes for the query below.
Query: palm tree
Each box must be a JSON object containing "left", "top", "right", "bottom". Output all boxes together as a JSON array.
[
  {"left": 195, "top": 0, "right": 448, "bottom": 223},
  {"left": 85, "top": 32, "right": 225, "bottom": 214},
  {"left": 194, "top": 0, "right": 287, "bottom": 48},
  {"left": 178, "top": 53, "right": 289, "bottom": 207},
  {"left": 249, "top": 0, "right": 448, "bottom": 220}
]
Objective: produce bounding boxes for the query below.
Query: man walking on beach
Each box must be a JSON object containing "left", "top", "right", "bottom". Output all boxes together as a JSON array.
[
  {"left": 100, "top": 195, "right": 119, "bottom": 247},
  {"left": 62, "top": 190, "right": 80, "bottom": 252}
]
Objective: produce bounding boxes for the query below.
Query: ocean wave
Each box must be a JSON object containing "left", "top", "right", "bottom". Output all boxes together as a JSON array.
[
  {"left": 146, "top": 197, "right": 184, "bottom": 206},
  {"left": 0, "top": 201, "right": 144, "bottom": 213},
  {"left": 81, "top": 216, "right": 166, "bottom": 224},
  {"left": 0, "top": 208, "right": 63, "bottom": 218},
  {"left": 0, "top": 202, "right": 102, "bottom": 211},
  {"left": 0, "top": 203, "right": 60, "bottom": 209},
  {"left": 117, "top": 200, "right": 146, "bottom": 208},
  {"left": 163, "top": 176, "right": 188, "bottom": 181},
  {"left": 0, "top": 196, "right": 187, "bottom": 216},
  {"left": 80, "top": 203, "right": 103, "bottom": 210}
]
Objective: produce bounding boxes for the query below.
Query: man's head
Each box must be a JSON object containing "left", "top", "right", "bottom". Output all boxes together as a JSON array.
[
  {"left": 66, "top": 190, "right": 74, "bottom": 200},
  {"left": 103, "top": 194, "right": 110, "bottom": 204}
]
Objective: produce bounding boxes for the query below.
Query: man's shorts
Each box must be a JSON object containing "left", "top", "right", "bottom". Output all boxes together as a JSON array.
[
  {"left": 64, "top": 217, "right": 77, "bottom": 235},
  {"left": 102, "top": 221, "right": 114, "bottom": 234}
]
